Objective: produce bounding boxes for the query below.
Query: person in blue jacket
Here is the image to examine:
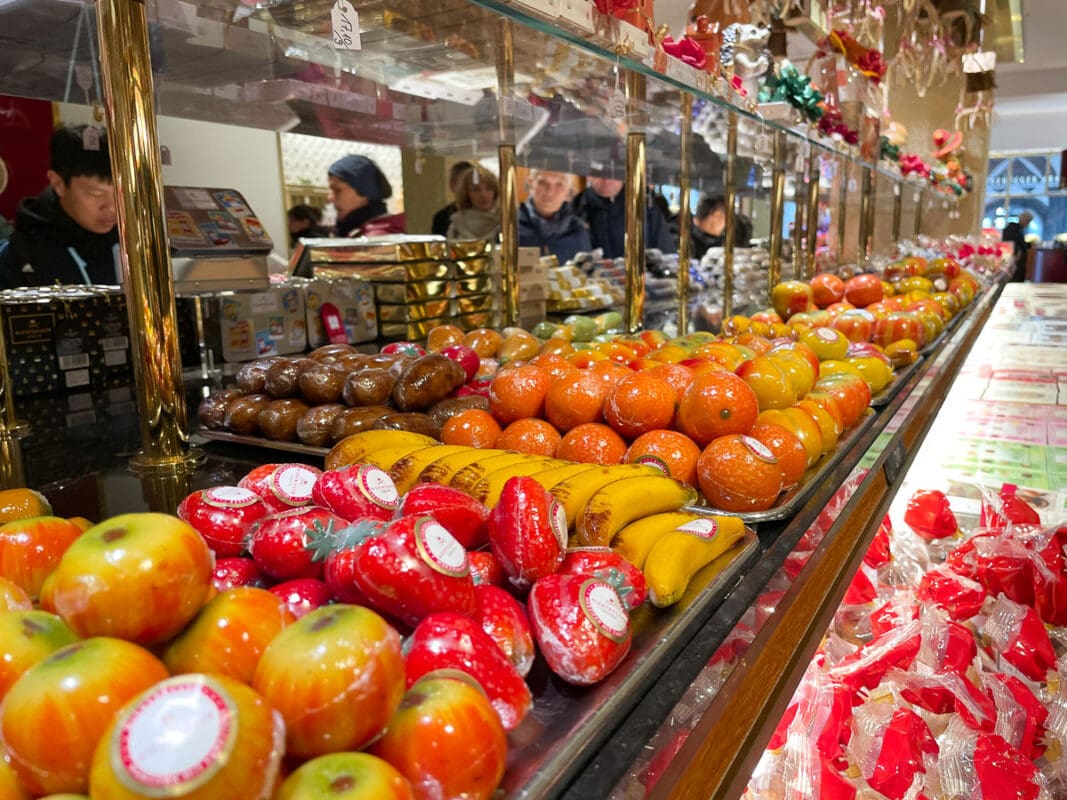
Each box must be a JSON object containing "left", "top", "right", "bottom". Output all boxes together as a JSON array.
[
  {"left": 517, "top": 170, "right": 591, "bottom": 264},
  {"left": 573, "top": 176, "right": 676, "bottom": 258}
]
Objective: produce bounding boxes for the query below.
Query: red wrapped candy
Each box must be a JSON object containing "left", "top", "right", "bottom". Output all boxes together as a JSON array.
[
  {"left": 851, "top": 704, "right": 938, "bottom": 800},
  {"left": 983, "top": 594, "right": 1057, "bottom": 682},
  {"left": 903, "top": 489, "right": 958, "bottom": 540}
]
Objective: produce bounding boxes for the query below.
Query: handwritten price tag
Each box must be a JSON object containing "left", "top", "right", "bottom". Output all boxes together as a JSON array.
[{"left": 331, "top": 1, "right": 361, "bottom": 50}]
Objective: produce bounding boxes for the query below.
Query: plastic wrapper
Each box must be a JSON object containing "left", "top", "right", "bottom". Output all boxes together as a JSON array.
[
  {"left": 918, "top": 566, "right": 986, "bottom": 620},
  {"left": 915, "top": 606, "right": 977, "bottom": 677},
  {"left": 841, "top": 563, "right": 879, "bottom": 606},
  {"left": 933, "top": 718, "right": 1045, "bottom": 800},
  {"left": 983, "top": 672, "right": 1047, "bottom": 760},
  {"left": 863, "top": 514, "right": 893, "bottom": 569},
  {"left": 869, "top": 592, "right": 919, "bottom": 639},
  {"left": 1033, "top": 528, "right": 1067, "bottom": 627},
  {"left": 973, "top": 534, "right": 1038, "bottom": 608},
  {"left": 767, "top": 665, "right": 852, "bottom": 762},
  {"left": 980, "top": 483, "right": 1043, "bottom": 533},
  {"left": 829, "top": 618, "right": 921, "bottom": 694},
  {"left": 983, "top": 594, "right": 1057, "bottom": 683},
  {"left": 903, "top": 489, "right": 959, "bottom": 541},
  {"left": 848, "top": 702, "right": 938, "bottom": 800}
]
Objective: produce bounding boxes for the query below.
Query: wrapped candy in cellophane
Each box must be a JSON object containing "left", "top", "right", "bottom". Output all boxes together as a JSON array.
[{"left": 744, "top": 484, "right": 1066, "bottom": 799}]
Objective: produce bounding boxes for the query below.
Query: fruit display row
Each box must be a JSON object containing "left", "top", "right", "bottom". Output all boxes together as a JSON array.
[
  {"left": 0, "top": 441, "right": 749, "bottom": 799},
  {"left": 746, "top": 485, "right": 1067, "bottom": 800}
]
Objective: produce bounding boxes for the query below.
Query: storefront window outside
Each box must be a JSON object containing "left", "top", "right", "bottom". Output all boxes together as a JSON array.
[{"left": 984, "top": 150, "right": 1067, "bottom": 242}]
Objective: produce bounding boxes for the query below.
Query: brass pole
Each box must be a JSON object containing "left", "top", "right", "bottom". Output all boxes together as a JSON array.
[
  {"left": 0, "top": 437, "right": 26, "bottom": 491},
  {"left": 891, "top": 181, "right": 903, "bottom": 242},
  {"left": 836, "top": 159, "right": 849, "bottom": 264},
  {"left": 624, "top": 72, "right": 647, "bottom": 334},
  {"left": 790, "top": 156, "right": 806, "bottom": 280},
  {"left": 722, "top": 112, "right": 738, "bottom": 319},
  {"left": 914, "top": 188, "right": 924, "bottom": 237},
  {"left": 0, "top": 314, "right": 27, "bottom": 439},
  {"left": 496, "top": 18, "right": 519, "bottom": 326},
  {"left": 677, "top": 93, "right": 693, "bottom": 336},
  {"left": 804, "top": 153, "right": 821, "bottom": 279},
  {"left": 768, "top": 131, "right": 786, "bottom": 290},
  {"left": 96, "top": 0, "right": 198, "bottom": 470},
  {"left": 858, "top": 166, "right": 875, "bottom": 265},
  {"left": 498, "top": 145, "right": 519, "bottom": 326}
]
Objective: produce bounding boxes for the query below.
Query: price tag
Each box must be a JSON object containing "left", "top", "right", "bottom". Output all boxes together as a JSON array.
[
  {"left": 75, "top": 64, "right": 93, "bottom": 92},
  {"left": 331, "top": 0, "right": 361, "bottom": 50},
  {"left": 82, "top": 126, "right": 101, "bottom": 151},
  {"left": 606, "top": 89, "right": 626, "bottom": 121}
]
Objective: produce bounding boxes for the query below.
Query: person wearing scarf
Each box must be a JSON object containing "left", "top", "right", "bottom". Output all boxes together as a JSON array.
[
  {"left": 327, "top": 154, "right": 406, "bottom": 238},
  {"left": 447, "top": 165, "right": 501, "bottom": 242},
  {"left": 517, "top": 170, "right": 591, "bottom": 264}
]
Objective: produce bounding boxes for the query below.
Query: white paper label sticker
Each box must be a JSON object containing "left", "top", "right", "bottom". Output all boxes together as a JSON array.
[
  {"left": 114, "top": 677, "right": 236, "bottom": 797},
  {"left": 416, "top": 518, "right": 469, "bottom": 578},
  {"left": 358, "top": 465, "right": 399, "bottom": 508},
  {"left": 204, "top": 486, "right": 260, "bottom": 509},
  {"left": 331, "top": 1, "right": 361, "bottom": 50},
  {"left": 580, "top": 580, "right": 629, "bottom": 643},
  {"left": 633, "top": 454, "right": 670, "bottom": 476},
  {"left": 678, "top": 518, "right": 719, "bottom": 540},
  {"left": 742, "top": 436, "right": 777, "bottom": 463},
  {"left": 270, "top": 465, "right": 318, "bottom": 506},
  {"left": 816, "top": 327, "right": 839, "bottom": 342},
  {"left": 549, "top": 500, "right": 568, "bottom": 551}
]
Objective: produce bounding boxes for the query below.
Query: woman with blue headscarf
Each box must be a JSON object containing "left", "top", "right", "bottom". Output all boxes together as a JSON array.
[{"left": 327, "top": 155, "right": 406, "bottom": 238}]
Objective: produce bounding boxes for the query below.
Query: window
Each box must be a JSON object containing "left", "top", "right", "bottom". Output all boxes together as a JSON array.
[{"left": 985, "top": 150, "right": 1067, "bottom": 243}]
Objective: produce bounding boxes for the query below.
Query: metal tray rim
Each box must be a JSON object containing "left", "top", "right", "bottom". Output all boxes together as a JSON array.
[{"left": 195, "top": 429, "right": 329, "bottom": 457}]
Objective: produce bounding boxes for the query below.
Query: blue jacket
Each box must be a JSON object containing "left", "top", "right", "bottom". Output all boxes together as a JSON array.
[
  {"left": 573, "top": 186, "right": 676, "bottom": 259},
  {"left": 517, "top": 199, "right": 591, "bottom": 264}
]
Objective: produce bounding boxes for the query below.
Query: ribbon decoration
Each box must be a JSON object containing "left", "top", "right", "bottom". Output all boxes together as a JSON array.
[
  {"left": 879, "top": 136, "right": 900, "bottom": 162},
  {"left": 758, "top": 61, "right": 824, "bottom": 122},
  {"left": 899, "top": 153, "right": 929, "bottom": 179},
  {"left": 662, "top": 35, "right": 708, "bottom": 70},
  {"left": 826, "top": 29, "right": 886, "bottom": 84}
]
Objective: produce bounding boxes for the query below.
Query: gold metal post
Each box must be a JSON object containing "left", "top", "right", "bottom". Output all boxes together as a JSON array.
[
  {"left": 677, "top": 93, "right": 693, "bottom": 336},
  {"left": 97, "top": 0, "right": 198, "bottom": 471},
  {"left": 804, "top": 153, "right": 821, "bottom": 279},
  {"left": 790, "top": 154, "right": 806, "bottom": 280},
  {"left": 0, "top": 437, "right": 26, "bottom": 491},
  {"left": 496, "top": 18, "right": 519, "bottom": 327},
  {"left": 914, "top": 188, "right": 924, "bottom": 237},
  {"left": 722, "top": 112, "right": 738, "bottom": 319},
  {"left": 498, "top": 144, "right": 519, "bottom": 326},
  {"left": 858, "top": 166, "right": 875, "bottom": 265},
  {"left": 836, "top": 159, "right": 849, "bottom": 263},
  {"left": 0, "top": 313, "right": 27, "bottom": 440},
  {"left": 768, "top": 131, "right": 785, "bottom": 290},
  {"left": 624, "top": 72, "right": 647, "bottom": 334},
  {"left": 891, "top": 181, "right": 903, "bottom": 242}
]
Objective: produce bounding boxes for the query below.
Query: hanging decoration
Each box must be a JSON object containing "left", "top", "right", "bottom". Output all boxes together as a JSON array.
[
  {"left": 928, "top": 127, "right": 972, "bottom": 196},
  {"left": 757, "top": 61, "right": 824, "bottom": 123},
  {"left": 955, "top": 50, "right": 996, "bottom": 131}
]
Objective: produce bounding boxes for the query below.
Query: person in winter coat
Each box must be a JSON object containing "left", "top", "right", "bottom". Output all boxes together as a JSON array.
[
  {"left": 447, "top": 165, "right": 501, "bottom": 241},
  {"left": 1002, "top": 212, "right": 1033, "bottom": 282},
  {"left": 327, "top": 155, "right": 406, "bottom": 238},
  {"left": 517, "top": 170, "right": 591, "bottom": 264},
  {"left": 573, "top": 177, "right": 675, "bottom": 258},
  {"left": 0, "top": 125, "right": 119, "bottom": 288},
  {"left": 431, "top": 160, "right": 472, "bottom": 237},
  {"left": 690, "top": 195, "right": 753, "bottom": 259}
]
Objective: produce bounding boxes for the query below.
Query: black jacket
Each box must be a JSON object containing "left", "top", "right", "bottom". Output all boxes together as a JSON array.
[
  {"left": 1002, "top": 221, "right": 1029, "bottom": 282},
  {"left": 517, "top": 199, "right": 592, "bottom": 264},
  {"left": 0, "top": 188, "right": 119, "bottom": 289},
  {"left": 431, "top": 202, "right": 457, "bottom": 238},
  {"left": 573, "top": 187, "right": 676, "bottom": 259}
]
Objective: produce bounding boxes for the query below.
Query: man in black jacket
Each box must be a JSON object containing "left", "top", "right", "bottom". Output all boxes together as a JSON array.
[
  {"left": 573, "top": 177, "right": 675, "bottom": 259},
  {"left": 0, "top": 125, "right": 119, "bottom": 289},
  {"left": 1002, "top": 212, "right": 1033, "bottom": 282}
]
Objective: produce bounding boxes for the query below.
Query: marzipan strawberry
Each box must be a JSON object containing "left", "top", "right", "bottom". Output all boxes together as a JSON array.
[
  {"left": 395, "top": 483, "right": 490, "bottom": 549},
  {"left": 473, "top": 584, "right": 535, "bottom": 677},
  {"left": 247, "top": 506, "right": 346, "bottom": 582},
  {"left": 488, "top": 476, "right": 566, "bottom": 591},
  {"left": 312, "top": 465, "right": 399, "bottom": 523}
]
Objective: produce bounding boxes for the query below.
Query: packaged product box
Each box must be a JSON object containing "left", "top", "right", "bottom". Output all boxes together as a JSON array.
[
  {"left": 304, "top": 278, "right": 377, "bottom": 347},
  {"left": 216, "top": 285, "right": 307, "bottom": 363}
]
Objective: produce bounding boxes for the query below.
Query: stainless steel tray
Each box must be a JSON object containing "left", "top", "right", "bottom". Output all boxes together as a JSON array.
[
  {"left": 195, "top": 429, "right": 329, "bottom": 457},
  {"left": 685, "top": 406, "right": 879, "bottom": 524},
  {"left": 869, "top": 355, "right": 925, "bottom": 407},
  {"left": 920, "top": 326, "right": 950, "bottom": 356},
  {"left": 502, "top": 529, "right": 760, "bottom": 798}
]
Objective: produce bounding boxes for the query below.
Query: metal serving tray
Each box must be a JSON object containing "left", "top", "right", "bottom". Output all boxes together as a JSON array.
[
  {"left": 196, "top": 429, "right": 329, "bottom": 457},
  {"left": 869, "top": 355, "right": 925, "bottom": 408}
]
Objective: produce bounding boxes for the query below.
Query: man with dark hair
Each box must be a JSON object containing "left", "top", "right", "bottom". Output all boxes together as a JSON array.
[
  {"left": 690, "top": 194, "right": 752, "bottom": 259},
  {"left": 431, "top": 160, "right": 473, "bottom": 237},
  {"left": 0, "top": 125, "right": 119, "bottom": 288},
  {"left": 1002, "top": 211, "right": 1034, "bottom": 282},
  {"left": 573, "top": 177, "right": 676, "bottom": 259},
  {"left": 287, "top": 203, "right": 329, "bottom": 247}
]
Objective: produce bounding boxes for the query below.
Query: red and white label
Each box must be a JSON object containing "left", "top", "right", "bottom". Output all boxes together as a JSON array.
[
  {"left": 269, "top": 465, "right": 318, "bottom": 506},
  {"left": 415, "top": 519, "right": 469, "bottom": 578},
  {"left": 357, "top": 466, "right": 399, "bottom": 509},
  {"left": 580, "top": 579, "right": 629, "bottom": 643},
  {"left": 678, "top": 518, "right": 719, "bottom": 540},
  {"left": 549, "top": 500, "right": 569, "bottom": 551},
  {"left": 816, "top": 327, "right": 839, "bottom": 343},
  {"left": 742, "top": 436, "right": 777, "bottom": 463},
  {"left": 202, "top": 486, "right": 259, "bottom": 509},
  {"left": 633, "top": 454, "right": 669, "bottom": 476},
  {"left": 114, "top": 676, "right": 236, "bottom": 797}
]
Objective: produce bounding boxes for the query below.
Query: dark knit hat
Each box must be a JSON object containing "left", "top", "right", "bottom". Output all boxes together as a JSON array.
[{"left": 328, "top": 154, "right": 392, "bottom": 202}]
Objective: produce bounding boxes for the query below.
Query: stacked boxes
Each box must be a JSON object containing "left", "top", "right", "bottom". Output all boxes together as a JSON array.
[
  {"left": 491, "top": 247, "right": 548, "bottom": 330},
  {"left": 546, "top": 264, "right": 621, "bottom": 312},
  {"left": 302, "top": 277, "right": 377, "bottom": 348},
  {"left": 214, "top": 284, "right": 308, "bottom": 363}
]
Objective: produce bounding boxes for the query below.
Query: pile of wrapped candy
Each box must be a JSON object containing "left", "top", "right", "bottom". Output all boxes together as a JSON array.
[{"left": 746, "top": 484, "right": 1067, "bottom": 799}]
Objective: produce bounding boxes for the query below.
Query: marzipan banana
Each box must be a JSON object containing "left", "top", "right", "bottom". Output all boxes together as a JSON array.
[
  {"left": 576, "top": 476, "right": 698, "bottom": 547},
  {"left": 525, "top": 463, "right": 599, "bottom": 494},
  {"left": 611, "top": 511, "right": 706, "bottom": 569},
  {"left": 349, "top": 444, "right": 439, "bottom": 473},
  {"left": 473, "top": 459, "right": 568, "bottom": 506},
  {"left": 389, "top": 445, "right": 471, "bottom": 494},
  {"left": 644, "top": 515, "right": 746, "bottom": 607},
  {"left": 325, "top": 430, "right": 437, "bottom": 470},
  {"left": 418, "top": 448, "right": 507, "bottom": 486},
  {"left": 550, "top": 463, "right": 661, "bottom": 527},
  {"left": 450, "top": 452, "right": 550, "bottom": 496}
]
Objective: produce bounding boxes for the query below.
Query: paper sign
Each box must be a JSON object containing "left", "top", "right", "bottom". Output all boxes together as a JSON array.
[{"left": 332, "top": 1, "right": 361, "bottom": 50}]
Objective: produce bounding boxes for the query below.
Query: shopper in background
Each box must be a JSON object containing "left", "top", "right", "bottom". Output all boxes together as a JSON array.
[
  {"left": 0, "top": 125, "right": 118, "bottom": 288},
  {"left": 1002, "top": 211, "right": 1033, "bottom": 282},
  {"left": 573, "top": 176, "right": 676, "bottom": 259},
  {"left": 690, "top": 194, "right": 753, "bottom": 259},
  {"left": 327, "top": 154, "right": 405, "bottom": 238},
  {"left": 447, "top": 165, "right": 501, "bottom": 241},
  {"left": 287, "top": 203, "right": 329, "bottom": 247},
  {"left": 431, "top": 160, "right": 473, "bottom": 237},
  {"left": 518, "top": 170, "right": 591, "bottom": 264}
]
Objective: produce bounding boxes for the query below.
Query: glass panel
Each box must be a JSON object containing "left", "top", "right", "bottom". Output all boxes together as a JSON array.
[
  {"left": 986, "top": 157, "right": 1009, "bottom": 194},
  {"left": 871, "top": 171, "right": 895, "bottom": 258},
  {"left": 1007, "top": 155, "right": 1048, "bottom": 196},
  {"left": 1049, "top": 152, "right": 1063, "bottom": 193}
]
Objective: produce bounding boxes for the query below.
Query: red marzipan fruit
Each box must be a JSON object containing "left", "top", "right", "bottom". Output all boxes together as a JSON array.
[
  {"left": 527, "top": 573, "right": 632, "bottom": 686},
  {"left": 469, "top": 551, "right": 506, "bottom": 587},
  {"left": 349, "top": 516, "right": 477, "bottom": 627},
  {"left": 212, "top": 557, "right": 265, "bottom": 592},
  {"left": 319, "top": 519, "right": 386, "bottom": 605},
  {"left": 395, "top": 483, "right": 490, "bottom": 549},
  {"left": 178, "top": 486, "right": 269, "bottom": 557},
  {"left": 488, "top": 476, "right": 566, "bottom": 592},
  {"left": 404, "top": 612, "right": 532, "bottom": 731},
  {"left": 558, "top": 547, "right": 647, "bottom": 611},
  {"left": 268, "top": 578, "right": 334, "bottom": 619},
  {"left": 312, "top": 465, "right": 399, "bottom": 523},
  {"left": 473, "top": 584, "right": 535, "bottom": 677},
  {"left": 247, "top": 506, "right": 346, "bottom": 582},
  {"left": 239, "top": 463, "right": 323, "bottom": 514}
]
